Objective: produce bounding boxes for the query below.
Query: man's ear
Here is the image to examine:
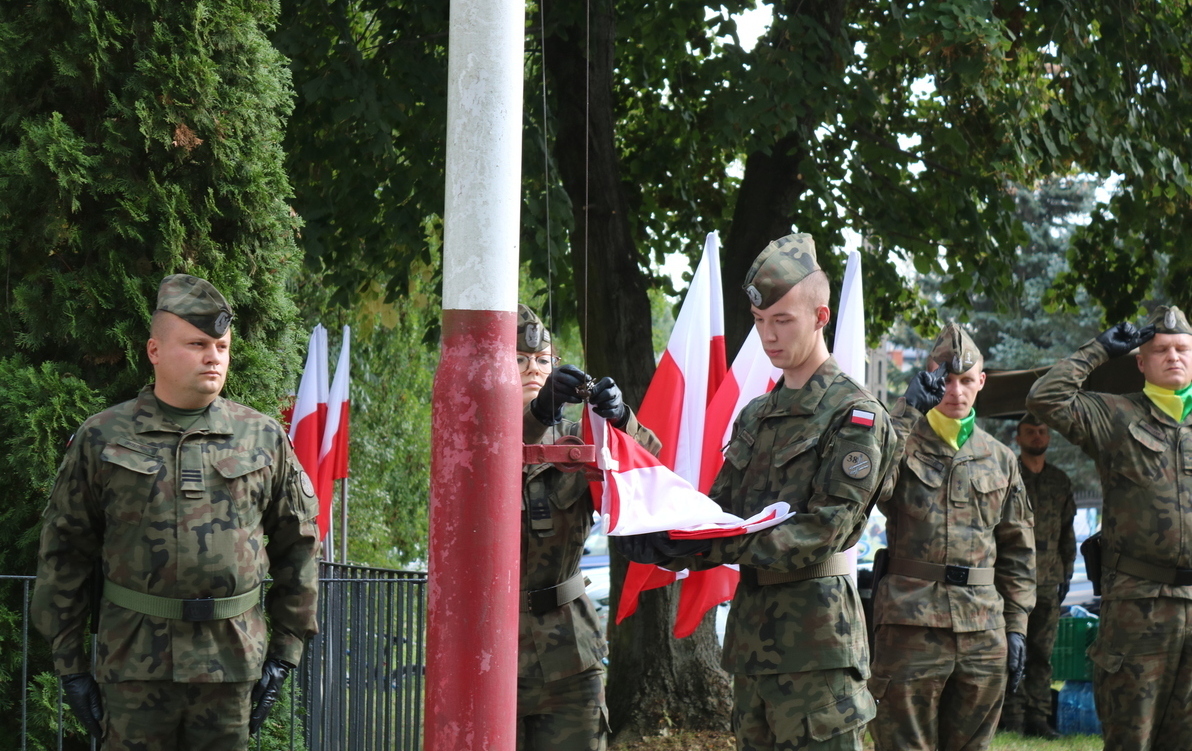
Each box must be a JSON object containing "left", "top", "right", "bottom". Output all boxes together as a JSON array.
[
  {"left": 147, "top": 338, "right": 160, "bottom": 365},
  {"left": 815, "top": 304, "right": 831, "bottom": 330}
]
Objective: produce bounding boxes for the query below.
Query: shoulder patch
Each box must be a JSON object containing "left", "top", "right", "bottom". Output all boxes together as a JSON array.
[
  {"left": 849, "top": 409, "right": 875, "bottom": 428},
  {"left": 300, "top": 470, "right": 316, "bottom": 497},
  {"left": 842, "top": 450, "right": 873, "bottom": 479}
]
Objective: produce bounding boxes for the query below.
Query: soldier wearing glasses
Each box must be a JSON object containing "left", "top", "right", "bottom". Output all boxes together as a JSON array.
[{"left": 515, "top": 304, "right": 659, "bottom": 751}]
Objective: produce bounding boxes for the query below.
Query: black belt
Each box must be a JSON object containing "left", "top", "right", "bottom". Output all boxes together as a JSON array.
[{"left": 522, "top": 572, "right": 588, "bottom": 615}]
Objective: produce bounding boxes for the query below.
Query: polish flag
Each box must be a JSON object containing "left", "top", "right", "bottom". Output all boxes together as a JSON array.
[
  {"left": 832, "top": 249, "right": 866, "bottom": 579},
  {"left": 290, "top": 325, "right": 329, "bottom": 539},
  {"left": 317, "top": 326, "right": 351, "bottom": 537},
  {"left": 671, "top": 327, "right": 781, "bottom": 637},
  {"left": 616, "top": 232, "right": 726, "bottom": 627}
]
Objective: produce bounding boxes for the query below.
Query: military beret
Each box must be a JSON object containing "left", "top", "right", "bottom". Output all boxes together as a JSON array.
[
  {"left": 156, "top": 274, "right": 233, "bottom": 338},
  {"left": 742, "top": 233, "right": 820, "bottom": 309},
  {"left": 927, "top": 323, "right": 981, "bottom": 374},
  {"left": 1145, "top": 305, "right": 1192, "bottom": 336},
  {"left": 517, "top": 304, "right": 552, "bottom": 353}
]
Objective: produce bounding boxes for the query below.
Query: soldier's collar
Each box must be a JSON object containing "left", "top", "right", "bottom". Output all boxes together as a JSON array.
[
  {"left": 133, "top": 386, "right": 235, "bottom": 435},
  {"left": 765, "top": 357, "right": 841, "bottom": 417}
]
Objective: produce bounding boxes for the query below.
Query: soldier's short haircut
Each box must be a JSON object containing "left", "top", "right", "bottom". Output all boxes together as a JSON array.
[
  {"left": 1017, "top": 412, "right": 1045, "bottom": 432},
  {"left": 795, "top": 269, "right": 831, "bottom": 310}
]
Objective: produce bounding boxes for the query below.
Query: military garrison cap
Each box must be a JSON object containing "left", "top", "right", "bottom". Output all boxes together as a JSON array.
[
  {"left": 1018, "top": 412, "right": 1045, "bottom": 429},
  {"left": 927, "top": 323, "right": 981, "bottom": 374},
  {"left": 742, "top": 233, "right": 820, "bottom": 309},
  {"left": 156, "top": 274, "right": 233, "bottom": 338},
  {"left": 517, "top": 304, "right": 552, "bottom": 353},
  {"left": 1145, "top": 305, "right": 1192, "bottom": 336}
]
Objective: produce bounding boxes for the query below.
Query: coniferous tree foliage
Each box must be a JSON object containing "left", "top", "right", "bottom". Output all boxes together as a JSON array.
[{"left": 0, "top": 2, "right": 301, "bottom": 743}]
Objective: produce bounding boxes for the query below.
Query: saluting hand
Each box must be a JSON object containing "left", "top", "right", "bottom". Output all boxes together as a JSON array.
[
  {"left": 904, "top": 363, "right": 949, "bottom": 414},
  {"left": 1096, "top": 322, "right": 1155, "bottom": 358}
]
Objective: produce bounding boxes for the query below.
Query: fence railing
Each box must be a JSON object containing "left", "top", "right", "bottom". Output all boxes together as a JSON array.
[{"left": 2, "top": 563, "right": 427, "bottom": 751}]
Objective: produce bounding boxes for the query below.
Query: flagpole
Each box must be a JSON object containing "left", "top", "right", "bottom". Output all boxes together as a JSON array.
[
  {"left": 339, "top": 478, "right": 349, "bottom": 564},
  {"left": 428, "top": 0, "right": 524, "bottom": 748}
]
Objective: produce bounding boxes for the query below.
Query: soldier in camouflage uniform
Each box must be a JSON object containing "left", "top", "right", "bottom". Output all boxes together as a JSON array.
[
  {"left": 516, "top": 304, "right": 660, "bottom": 751},
  {"left": 620, "top": 234, "right": 900, "bottom": 751},
  {"left": 1026, "top": 305, "right": 1192, "bottom": 751},
  {"left": 32, "top": 275, "right": 320, "bottom": 751},
  {"left": 868, "top": 324, "right": 1036, "bottom": 751},
  {"left": 999, "top": 413, "right": 1075, "bottom": 739}
]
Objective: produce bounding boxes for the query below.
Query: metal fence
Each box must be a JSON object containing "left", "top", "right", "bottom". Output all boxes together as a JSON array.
[{"left": 3, "top": 563, "right": 427, "bottom": 751}]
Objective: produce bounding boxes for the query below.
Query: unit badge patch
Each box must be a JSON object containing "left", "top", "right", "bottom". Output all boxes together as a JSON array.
[{"left": 842, "top": 451, "right": 872, "bottom": 480}]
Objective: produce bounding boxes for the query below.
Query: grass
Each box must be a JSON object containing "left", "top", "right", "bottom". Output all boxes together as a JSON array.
[{"left": 613, "top": 729, "right": 1103, "bottom": 750}]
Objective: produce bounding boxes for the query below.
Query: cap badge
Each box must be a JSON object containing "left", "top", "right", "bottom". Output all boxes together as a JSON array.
[
  {"left": 524, "top": 322, "right": 542, "bottom": 350},
  {"left": 214, "top": 311, "right": 232, "bottom": 335},
  {"left": 1166, "top": 310, "right": 1177, "bottom": 330},
  {"left": 746, "top": 285, "right": 762, "bottom": 307}
]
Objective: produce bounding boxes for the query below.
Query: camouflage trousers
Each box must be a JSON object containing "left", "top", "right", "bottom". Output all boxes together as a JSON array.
[
  {"left": 868, "top": 625, "right": 1007, "bottom": 751},
  {"left": 1090, "top": 596, "right": 1192, "bottom": 751},
  {"left": 732, "top": 668, "right": 875, "bottom": 751},
  {"left": 99, "top": 680, "right": 253, "bottom": 751},
  {"left": 1002, "top": 585, "right": 1061, "bottom": 725},
  {"left": 517, "top": 665, "right": 607, "bottom": 751}
]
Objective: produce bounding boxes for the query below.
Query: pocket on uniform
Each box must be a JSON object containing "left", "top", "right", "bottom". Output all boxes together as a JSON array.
[
  {"left": 805, "top": 684, "right": 876, "bottom": 742},
  {"left": 1114, "top": 422, "right": 1168, "bottom": 487},
  {"left": 972, "top": 473, "right": 1009, "bottom": 528},
  {"left": 213, "top": 449, "right": 273, "bottom": 526},
  {"left": 1087, "top": 639, "right": 1124, "bottom": 674},
  {"left": 100, "top": 441, "right": 163, "bottom": 524}
]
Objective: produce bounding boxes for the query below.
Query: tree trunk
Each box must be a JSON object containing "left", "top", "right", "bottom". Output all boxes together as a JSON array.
[
  {"left": 721, "top": 133, "right": 810, "bottom": 358},
  {"left": 543, "top": 0, "right": 731, "bottom": 739}
]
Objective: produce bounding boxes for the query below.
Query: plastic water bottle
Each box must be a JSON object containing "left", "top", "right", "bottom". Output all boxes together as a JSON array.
[
  {"left": 1067, "top": 604, "right": 1097, "bottom": 619},
  {"left": 1057, "top": 681, "right": 1102, "bottom": 735}
]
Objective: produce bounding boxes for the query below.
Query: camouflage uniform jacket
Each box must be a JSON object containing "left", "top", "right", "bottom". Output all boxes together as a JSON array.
[
  {"left": 33, "top": 386, "right": 320, "bottom": 682},
  {"left": 1020, "top": 459, "right": 1076, "bottom": 587},
  {"left": 685, "top": 357, "right": 898, "bottom": 676},
  {"left": 1026, "top": 337, "right": 1192, "bottom": 602},
  {"left": 519, "top": 406, "right": 659, "bottom": 683},
  {"left": 874, "top": 401, "right": 1036, "bottom": 634}
]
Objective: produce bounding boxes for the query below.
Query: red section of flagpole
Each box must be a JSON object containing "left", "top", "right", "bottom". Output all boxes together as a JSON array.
[{"left": 426, "top": 308, "right": 521, "bottom": 750}]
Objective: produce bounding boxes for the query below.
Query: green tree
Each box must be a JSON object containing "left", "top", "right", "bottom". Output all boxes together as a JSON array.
[{"left": 0, "top": 0, "right": 302, "bottom": 744}]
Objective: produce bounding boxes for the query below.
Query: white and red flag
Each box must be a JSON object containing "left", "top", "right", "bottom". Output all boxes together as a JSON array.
[
  {"left": 317, "top": 326, "right": 352, "bottom": 536},
  {"left": 615, "top": 233, "right": 726, "bottom": 628},
  {"left": 290, "top": 325, "right": 329, "bottom": 539}
]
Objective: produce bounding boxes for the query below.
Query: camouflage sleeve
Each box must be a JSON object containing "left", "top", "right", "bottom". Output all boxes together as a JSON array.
[
  {"left": 1025, "top": 338, "right": 1116, "bottom": 451},
  {"left": 995, "top": 461, "right": 1035, "bottom": 635},
  {"left": 706, "top": 403, "right": 896, "bottom": 572},
  {"left": 262, "top": 436, "right": 321, "bottom": 666},
  {"left": 1060, "top": 479, "right": 1078, "bottom": 584},
  {"left": 620, "top": 408, "right": 662, "bottom": 457},
  {"left": 31, "top": 436, "right": 103, "bottom": 675}
]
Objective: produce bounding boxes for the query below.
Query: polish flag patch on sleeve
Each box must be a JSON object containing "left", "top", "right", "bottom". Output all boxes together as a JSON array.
[{"left": 849, "top": 409, "right": 876, "bottom": 428}]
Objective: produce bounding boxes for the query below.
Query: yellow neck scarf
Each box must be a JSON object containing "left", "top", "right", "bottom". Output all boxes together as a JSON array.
[
  {"left": 1143, "top": 381, "right": 1192, "bottom": 422},
  {"left": 927, "top": 407, "right": 976, "bottom": 451}
]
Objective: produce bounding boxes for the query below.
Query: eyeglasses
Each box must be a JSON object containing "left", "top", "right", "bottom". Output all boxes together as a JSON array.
[{"left": 517, "top": 353, "right": 560, "bottom": 373}]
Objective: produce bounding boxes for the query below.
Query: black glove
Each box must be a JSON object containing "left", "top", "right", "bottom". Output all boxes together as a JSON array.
[
  {"left": 614, "top": 533, "right": 670, "bottom": 565},
  {"left": 903, "top": 363, "right": 949, "bottom": 414},
  {"left": 590, "top": 377, "right": 628, "bottom": 427},
  {"left": 655, "top": 536, "right": 713, "bottom": 558},
  {"left": 61, "top": 672, "right": 104, "bottom": 740},
  {"left": 1096, "top": 322, "right": 1155, "bottom": 358},
  {"left": 249, "top": 657, "right": 296, "bottom": 735},
  {"left": 530, "top": 364, "right": 589, "bottom": 426},
  {"left": 1057, "top": 579, "right": 1070, "bottom": 604},
  {"left": 1006, "top": 631, "right": 1026, "bottom": 694}
]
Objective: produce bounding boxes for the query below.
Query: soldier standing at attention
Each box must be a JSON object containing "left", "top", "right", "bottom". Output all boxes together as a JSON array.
[
  {"left": 619, "top": 234, "right": 900, "bottom": 751},
  {"left": 32, "top": 275, "right": 320, "bottom": 750},
  {"left": 868, "top": 324, "right": 1035, "bottom": 751},
  {"left": 515, "top": 304, "right": 659, "bottom": 751},
  {"left": 999, "top": 413, "right": 1075, "bottom": 739},
  {"left": 1026, "top": 305, "right": 1192, "bottom": 750}
]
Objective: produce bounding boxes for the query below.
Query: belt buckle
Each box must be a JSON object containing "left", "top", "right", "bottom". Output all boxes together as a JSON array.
[
  {"left": 944, "top": 565, "right": 970, "bottom": 586},
  {"left": 1175, "top": 570, "right": 1192, "bottom": 587},
  {"left": 182, "top": 597, "right": 215, "bottom": 622}
]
